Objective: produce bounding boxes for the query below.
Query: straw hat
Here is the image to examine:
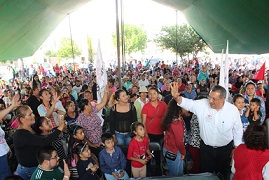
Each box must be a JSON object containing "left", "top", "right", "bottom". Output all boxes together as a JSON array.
[{"left": 139, "top": 86, "right": 148, "bottom": 93}]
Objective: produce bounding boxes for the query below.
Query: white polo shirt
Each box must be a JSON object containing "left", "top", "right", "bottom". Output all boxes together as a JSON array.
[{"left": 179, "top": 98, "right": 243, "bottom": 147}]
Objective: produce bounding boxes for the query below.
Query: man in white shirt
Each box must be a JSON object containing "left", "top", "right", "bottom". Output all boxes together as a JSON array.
[
  {"left": 138, "top": 74, "right": 149, "bottom": 87},
  {"left": 171, "top": 83, "right": 243, "bottom": 180}
]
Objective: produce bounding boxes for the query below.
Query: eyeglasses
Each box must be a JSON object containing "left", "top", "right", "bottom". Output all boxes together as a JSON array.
[
  {"left": 80, "top": 142, "right": 87, "bottom": 154},
  {"left": 50, "top": 155, "right": 58, "bottom": 160},
  {"left": 207, "top": 95, "right": 222, "bottom": 102}
]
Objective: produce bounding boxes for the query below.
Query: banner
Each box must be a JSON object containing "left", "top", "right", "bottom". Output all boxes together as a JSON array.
[{"left": 95, "top": 40, "right": 107, "bottom": 126}]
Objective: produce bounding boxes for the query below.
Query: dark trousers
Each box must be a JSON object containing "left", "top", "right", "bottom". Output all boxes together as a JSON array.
[{"left": 200, "top": 140, "right": 233, "bottom": 180}]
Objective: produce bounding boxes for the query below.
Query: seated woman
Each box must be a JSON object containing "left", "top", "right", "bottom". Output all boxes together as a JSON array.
[{"left": 233, "top": 123, "right": 269, "bottom": 180}]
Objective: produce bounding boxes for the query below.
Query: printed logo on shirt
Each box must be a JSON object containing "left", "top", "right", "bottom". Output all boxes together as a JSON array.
[{"left": 205, "top": 114, "right": 213, "bottom": 122}]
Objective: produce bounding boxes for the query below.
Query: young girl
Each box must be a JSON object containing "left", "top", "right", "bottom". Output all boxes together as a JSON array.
[
  {"left": 65, "top": 101, "right": 79, "bottom": 125},
  {"left": 68, "top": 124, "right": 100, "bottom": 179},
  {"left": 74, "top": 142, "right": 99, "bottom": 180},
  {"left": 68, "top": 124, "right": 85, "bottom": 179},
  {"left": 37, "top": 89, "right": 61, "bottom": 128},
  {"left": 127, "top": 122, "right": 152, "bottom": 178},
  {"left": 33, "top": 116, "right": 69, "bottom": 164},
  {"left": 233, "top": 94, "right": 249, "bottom": 132}
]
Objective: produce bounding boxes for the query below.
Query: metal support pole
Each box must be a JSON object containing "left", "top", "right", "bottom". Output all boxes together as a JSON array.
[
  {"left": 115, "top": 0, "right": 122, "bottom": 88},
  {"left": 68, "top": 14, "right": 75, "bottom": 69},
  {"left": 175, "top": 10, "right": 178, "bottom": 64}
]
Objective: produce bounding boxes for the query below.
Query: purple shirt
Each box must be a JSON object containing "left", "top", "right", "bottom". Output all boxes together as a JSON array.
[{"left": 76, "top": 105, "right": 102, "bottom": 145}]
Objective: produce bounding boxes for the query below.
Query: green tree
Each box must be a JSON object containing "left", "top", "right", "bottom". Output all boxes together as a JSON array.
[
  {"left": 45, "top": 50, "right": 57, "bottom": 57},
  {"left": 87, "top": 36, "right": 94, "bottom": 63},
  {"left": 57, "top": 38, "right": 81, "bottom": 60},
  {"left": 155, "top": 24, "right": 207, "bottom": 60},
  {"left": 112, "top": 24, "right": 147, "bottom": 55}
]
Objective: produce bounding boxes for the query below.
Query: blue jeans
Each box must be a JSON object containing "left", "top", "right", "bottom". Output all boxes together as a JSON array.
[
  {"left": 163, "top": 148, "right": 184, "bottom": 176},
  {"left": 0, "top": 154, "right": 11, "bottom": 180},
  {"left": 115, "top": 131, "right": 131, "bottom": 145},
  {"left": 105, "top": 170, "right": 129, "bottom": 180},
  {"left": 15, "top": 164, "right": 36, "bottom": 180}
]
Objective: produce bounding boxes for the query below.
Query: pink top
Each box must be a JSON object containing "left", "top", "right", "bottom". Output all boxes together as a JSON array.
[
  {"left": 11, "top": 118, "right": 19, "bottom": 129},
  {"left": 110, "top": 86, "right": 117, "bottom": 93}
]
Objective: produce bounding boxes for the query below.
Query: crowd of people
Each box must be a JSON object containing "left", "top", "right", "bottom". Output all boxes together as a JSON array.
[{"left": 0, "top": 59, "right": 269, "bottom": 180}]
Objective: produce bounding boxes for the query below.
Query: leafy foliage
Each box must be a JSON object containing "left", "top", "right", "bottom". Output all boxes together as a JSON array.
[
  {"left": 87, "top": 36, "right": 94, "bottom": 63},
  {"left": 155, "top": 24, "right": 207, "bottom": 59},
  {"left": 45, "top": 50, "right": 57, "bottom": 57},
  {"left": 112, "top": 24, "right": 147, "bottom": 55},
  {"left": 57, "top": 38, "right": 81, "bottom": 60}
]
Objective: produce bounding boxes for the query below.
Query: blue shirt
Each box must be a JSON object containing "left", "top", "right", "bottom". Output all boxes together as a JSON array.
[
  {"left": 243, "top": 94, "right": 265, "bottom": 124},
  {"left": 240, "top": 108, "right": 250, "bottom": 132},
  {"left": 99, "top": 146, "right": 127, "bottom": 175},
  {"left": 183, "top": 89, "right": 197, "bottom": 100}
]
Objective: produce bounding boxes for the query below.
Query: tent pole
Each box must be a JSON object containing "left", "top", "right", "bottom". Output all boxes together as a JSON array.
[
  {"left": 68, "top": 14, "right": 75, "bottom": 70},
  {"left": 120, "top": 0, "right": 125, "bottom": 73},
  {"left": 175, "top": 10, "right": 178, "bottom": 64},
  {"left": 115, "top": 0, "right": 121, "bottom": 88}
]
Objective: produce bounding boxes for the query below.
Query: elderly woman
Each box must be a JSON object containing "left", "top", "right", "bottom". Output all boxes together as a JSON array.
[
  {"left": 75, "top": 85, "right": 108, "bottom": 154},
  {"left": 233, "top": 123, "right": 269, "bottom": 179},
  {"left": 13, "top": 105, "right": 65, "bottom": 180}
]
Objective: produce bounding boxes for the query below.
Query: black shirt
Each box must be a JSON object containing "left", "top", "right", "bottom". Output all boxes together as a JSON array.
[
  {"left": 109, "top": 104, "right": 137, "bottom": 133},
  {"left": 26, "top": 95, "right": 41, "bottom": 118},
  {"left": 13, "top": 129, "right": 61, "bottom": 167}
]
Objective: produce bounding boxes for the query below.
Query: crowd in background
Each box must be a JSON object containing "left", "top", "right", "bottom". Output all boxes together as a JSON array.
[{"left": 0, "top": 57, "right": 269, "bottom": 180}]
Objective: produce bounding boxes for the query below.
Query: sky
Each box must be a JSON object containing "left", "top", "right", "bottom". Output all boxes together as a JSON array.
[{"left": 40, "top": 0, "right": 187, "bottom": 62}]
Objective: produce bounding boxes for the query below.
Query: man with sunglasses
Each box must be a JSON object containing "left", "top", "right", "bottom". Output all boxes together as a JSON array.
[
  {"left": 171, "top": 83, "right": 243, "bottom": 180},
  {"left": 31, "top": 145, "right": 70, "bottom": 180}
]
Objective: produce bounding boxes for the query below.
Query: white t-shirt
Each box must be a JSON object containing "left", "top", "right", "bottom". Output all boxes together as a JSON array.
[
  {"left": 73, "top": 85, "right": 82, "bottom": 94},
  {"left": 0, "top": 127, "right": 9, "bottom": 156}
]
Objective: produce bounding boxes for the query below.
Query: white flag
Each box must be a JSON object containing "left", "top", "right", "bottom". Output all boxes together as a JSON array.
[
  {"left": 95, "top": 40, "right": 107, "bottom": 126},
  {"left": 224, "top": 40, "right": 229, "bottom": 92},
  {"left": 219, "top": 49, "right": 225, "bottom": 87}
]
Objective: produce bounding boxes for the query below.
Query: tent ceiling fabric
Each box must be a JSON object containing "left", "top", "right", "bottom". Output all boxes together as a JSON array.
[
  {"left": 153, "top": 0, "right": 269, "bottom": 54},
  {"left": 0, "top": 0, "right": 91, "bottom": 61}
]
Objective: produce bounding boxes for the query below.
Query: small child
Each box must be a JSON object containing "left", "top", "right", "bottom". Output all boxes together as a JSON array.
[
  {"left": 33, "top": 116, "right": 69, "bottom": 164},
  {"left": 30, "top": 145, "right": 70, "bottom": 180},
  {"left": 74, "top": 142, "right": 99, "bottom": 180},
  {"left": 233, "top": 94, "right": 249, "bottom": 131},
  {"left": 127, "top": 122, "right": 152, "bottom": 178},
  {"left": 99, "top": 133, "right": 129, "bottom": 180},
  {"left": 245, "top": 98, "right": 262, "bottom": 124}
]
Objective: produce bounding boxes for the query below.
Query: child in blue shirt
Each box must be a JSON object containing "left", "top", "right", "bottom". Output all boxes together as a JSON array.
[{"left": 99, "top": 133, "right": 129, "bottom": 180}]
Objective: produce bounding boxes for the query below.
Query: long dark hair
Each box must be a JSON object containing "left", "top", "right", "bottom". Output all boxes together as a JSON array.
[
  {"left": 161, "top": 99, "right": 182, "bottom": 131},
  {"left": 33, "top": 117, "right": 47, "bottom": 135},
  {"left": 67, "top": 124, "right": 84, "bottom": 165}
]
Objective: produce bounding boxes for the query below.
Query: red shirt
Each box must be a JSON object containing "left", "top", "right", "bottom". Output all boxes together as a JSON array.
[
  {"left": 54, "top": 66, "right": 60, "bottom": 74},
  {"left": 141, "top": 101, "right": 167, "bottom": 135},
  {"left": 234, "top": 144, "right": 269, "bottom": 180},
  {"left": 163, "top": 119, "right": 186, "bottom": 156},
  {"left": 127, "top": 137, "right": 149, "bottom": 168},
  {"left": 172, "top": 69, "right": 180, "bottom": 76}
]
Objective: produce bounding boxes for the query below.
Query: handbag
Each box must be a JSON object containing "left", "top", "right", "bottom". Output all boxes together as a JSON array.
[
  {"left": 146, "top": 103, "right": 162, "bottom": 127},
  {"left": 165, "top": 150, "right": 177, "bottom": 161}
]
